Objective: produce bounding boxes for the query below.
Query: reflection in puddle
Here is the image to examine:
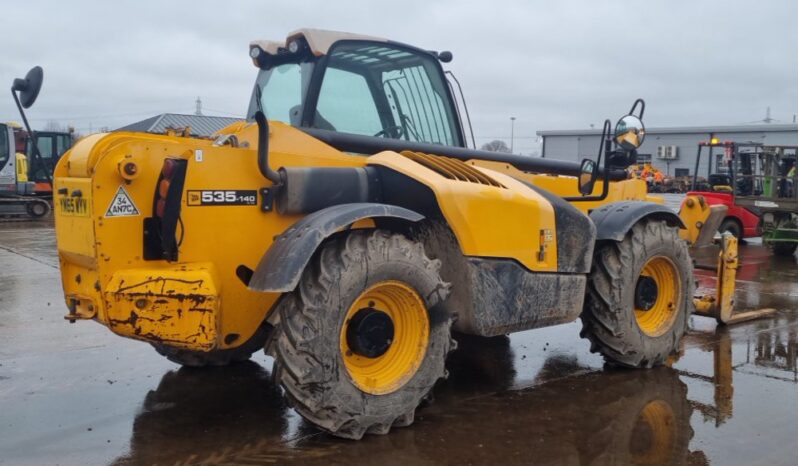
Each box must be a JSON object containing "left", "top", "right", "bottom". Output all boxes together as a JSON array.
[
  {"left": 111, "top": 249, "right": 798, "bottom": 466},
  {"left": 115, "top": 338, "right": 704, "bottom": 466}
]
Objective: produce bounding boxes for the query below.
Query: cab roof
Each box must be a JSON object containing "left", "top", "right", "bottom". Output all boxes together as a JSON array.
[{"left": 249, "top": 28, "right": 388, "bottom": 64}]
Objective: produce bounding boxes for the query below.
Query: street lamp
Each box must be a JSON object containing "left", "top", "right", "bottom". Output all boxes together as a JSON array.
[{"left": 510, "top": 117, "right": 516, "bottom": 153}]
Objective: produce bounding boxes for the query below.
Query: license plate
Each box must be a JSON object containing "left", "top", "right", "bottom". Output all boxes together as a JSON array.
[{"left": 57, "top": 188, "right": 92, "bottom": 217}]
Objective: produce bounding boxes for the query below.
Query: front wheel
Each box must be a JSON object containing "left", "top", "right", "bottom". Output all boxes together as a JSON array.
[
  {"left": 581, "top": 219, "right": 694, "bottom": 368},
  {"left": 270, "top": 230, "right": 453, "bottom": 439}
]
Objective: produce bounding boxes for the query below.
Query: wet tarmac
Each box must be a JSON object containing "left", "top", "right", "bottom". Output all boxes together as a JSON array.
[{"left": 2, "top": 220, "right": 798, "bottom": 465}]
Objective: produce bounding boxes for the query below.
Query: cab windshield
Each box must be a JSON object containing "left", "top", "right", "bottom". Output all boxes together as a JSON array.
[{"left": 248, "top": 41, "right": 462, "bottom": 147}]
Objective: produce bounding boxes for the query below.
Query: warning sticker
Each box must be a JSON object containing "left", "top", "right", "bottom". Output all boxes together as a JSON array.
[{"left": 105, "top": 186, "right": 140, "bottom": 217}]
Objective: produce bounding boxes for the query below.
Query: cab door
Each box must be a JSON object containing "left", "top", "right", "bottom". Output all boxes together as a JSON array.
[
  {"left": 0, "top": 125, "right": 17, "bottom": 191},
  {"left": 307, "top": 41, "right": 465, "bottom": 148}
]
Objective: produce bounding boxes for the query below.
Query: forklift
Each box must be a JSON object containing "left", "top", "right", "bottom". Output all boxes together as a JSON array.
[{"left": 684, "top": 138, "right": 761, "bottom": 240}]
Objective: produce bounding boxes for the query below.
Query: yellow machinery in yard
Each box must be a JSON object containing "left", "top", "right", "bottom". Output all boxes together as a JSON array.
[{"left": 12, "top": 29, "right": 763, "bottom": 439}]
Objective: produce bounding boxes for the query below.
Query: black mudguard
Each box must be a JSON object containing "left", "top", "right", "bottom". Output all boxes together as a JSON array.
[
  {"left": 248, "top": 203, "right": 424, "bottom": 293},
  {"left": 589, "top": 201, "right": 685, "bottom": 242}
]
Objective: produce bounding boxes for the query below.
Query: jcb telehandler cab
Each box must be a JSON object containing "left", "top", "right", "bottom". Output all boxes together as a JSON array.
[{"left": 27, "top": 29, "right": 707, "bottom": 439}]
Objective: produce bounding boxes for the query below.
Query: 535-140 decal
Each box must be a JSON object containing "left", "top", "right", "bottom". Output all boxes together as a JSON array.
[{"left": 187, "top": 190, "right": 258, "bottom": 206}]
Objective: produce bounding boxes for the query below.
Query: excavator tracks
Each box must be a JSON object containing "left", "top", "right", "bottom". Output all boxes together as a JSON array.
[{"left": 0, "top": 197, "right": 51, "bottom": 221}]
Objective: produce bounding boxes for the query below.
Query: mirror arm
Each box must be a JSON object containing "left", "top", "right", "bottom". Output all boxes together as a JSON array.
[
  {"left": 628, "top": 98, "right": 645, "bottom": 119},
  {"left": 566, "top": 119, "right": 612, "bottom": 202},
  {"left": 11, "top": 88, "right": 51, "bottom": 187}
]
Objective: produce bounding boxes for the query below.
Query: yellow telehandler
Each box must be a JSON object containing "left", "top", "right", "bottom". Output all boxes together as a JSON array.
[{"left": 13, "top": 29, "right": 752, "bottom": 439}]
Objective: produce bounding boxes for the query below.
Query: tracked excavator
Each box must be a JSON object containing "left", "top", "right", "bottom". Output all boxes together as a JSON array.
[
  {"left": 0, "top": 121, "right": 50, "bottom": 218},
  {"left": 2, "top": 67, "right": 52, "bottom": 219},
  {"left": 14, "top": 29, "right": 769, "bottom": 439}
]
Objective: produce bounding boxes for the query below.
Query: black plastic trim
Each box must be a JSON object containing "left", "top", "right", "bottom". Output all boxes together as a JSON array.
[
  {"left": 248, "top": 203, "right": 424, "bottom": 293},
  {"left": 589, "top": 201, "right": 685, "bottom": 242}
]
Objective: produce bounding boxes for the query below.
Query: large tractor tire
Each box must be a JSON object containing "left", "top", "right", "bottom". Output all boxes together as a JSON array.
[
  {"left": 581, "top": 219, "right": 694, "bottom": 368},
  {"left": 152, "top": 323, "right": 272, "bottom": 367},
  {"left": 269, "top": 229, "right": 453, "bottom": 439},
  {"left": 584, "top": 368, "right": 694, "bottom": 466}
]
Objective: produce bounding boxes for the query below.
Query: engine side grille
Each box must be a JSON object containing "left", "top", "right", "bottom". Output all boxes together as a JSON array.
[{"left": 400, "top": 151, "right": 506, "bottom": 188}]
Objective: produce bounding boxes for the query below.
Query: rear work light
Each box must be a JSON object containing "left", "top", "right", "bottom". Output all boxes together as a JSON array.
[{"left": 143, "top": 158, "right": 188, "bottom": 261}]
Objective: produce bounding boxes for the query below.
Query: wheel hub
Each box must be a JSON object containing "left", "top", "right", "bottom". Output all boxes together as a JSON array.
[
  {"left": 635, "top": 275, "right": 658, "bottom": 311},
  {"left": 346, "top": 307, "right": 395, "bottom": 358}
]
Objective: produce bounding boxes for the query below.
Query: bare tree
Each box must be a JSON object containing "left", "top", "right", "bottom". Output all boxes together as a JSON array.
[{"left": 480, "top": 140, "right": 510, "bottom": 153}]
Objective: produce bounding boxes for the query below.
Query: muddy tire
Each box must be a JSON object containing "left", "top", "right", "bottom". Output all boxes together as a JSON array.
[
  {"left": 269, "top": 229, "right": 453, "bottom": 439},
  {"left": 585, "top": 368, "right": 694, "bottom": 465},
  {"left": 581, "top": 219, "right": 694, "bottom": 368},
  {"left": 152, "top": 323, "right": 272, "bottom": 367},
  {"left": 718, "top": 218, "right": 742, "bottom": 240}
]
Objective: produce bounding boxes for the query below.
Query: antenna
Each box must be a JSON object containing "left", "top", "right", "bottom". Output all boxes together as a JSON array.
[{"left": 195, "top": 96, "right": 203, "bottom": 116}]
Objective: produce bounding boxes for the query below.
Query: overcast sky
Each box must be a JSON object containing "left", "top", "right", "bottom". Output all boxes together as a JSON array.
[{"left": 2, "top": 1, "right": 797, "bottom": 154}]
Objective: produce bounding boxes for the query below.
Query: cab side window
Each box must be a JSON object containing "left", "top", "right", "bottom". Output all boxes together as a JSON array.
[
  {"left": 315, "top": 68, "right": 382, "bottom": 136},
  {"left": 382, "top": 63, "right": 455, "bottom": 146}
]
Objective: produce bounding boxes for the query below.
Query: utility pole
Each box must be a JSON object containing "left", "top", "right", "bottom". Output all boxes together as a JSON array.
[
  {"left": 764, "top": 106, "right": 773, "bottom": 124},
  {"left": 195, "top": 97, "right": 203, "bottom": 116},
  {"left": 510, "top": 116, "right": 516, "bottom": 153}
]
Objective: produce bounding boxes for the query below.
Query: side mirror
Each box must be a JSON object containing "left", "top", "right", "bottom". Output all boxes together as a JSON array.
[
  {"left": 12, "top": 66, "right": 44, "bottom": 109},
  {"left": 578, "top": 158, "right": 598, "bottom": 195},
  {"left": 614, "top": 114, "right": 645, "bottom": 150}
]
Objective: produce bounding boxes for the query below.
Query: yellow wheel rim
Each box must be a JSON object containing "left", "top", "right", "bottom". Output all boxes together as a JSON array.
[
  {"left": 630, "top": 400, "right": 677, "bottom": 466},
  {"left": 340, "top": 280, "right": 429, "bottom": 395},
  {"left": 634, "top": 256, "right": 682, "bottom": 337}
]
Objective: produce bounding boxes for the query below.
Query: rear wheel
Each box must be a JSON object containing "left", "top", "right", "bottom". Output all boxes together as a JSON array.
[
  {"left": 270, "top": 230, "right": 453, "bottom": 439},
  {"left": 581, "top": 219, "right": 694, "bottom": 368},
  {"left": 718, "top": 218, "right": 742, "bottom": 240}
]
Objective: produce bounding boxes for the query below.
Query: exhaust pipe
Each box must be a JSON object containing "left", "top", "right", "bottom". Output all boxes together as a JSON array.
[{"left": 254, "top": 110, "right": 282, "bottom": 186}]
